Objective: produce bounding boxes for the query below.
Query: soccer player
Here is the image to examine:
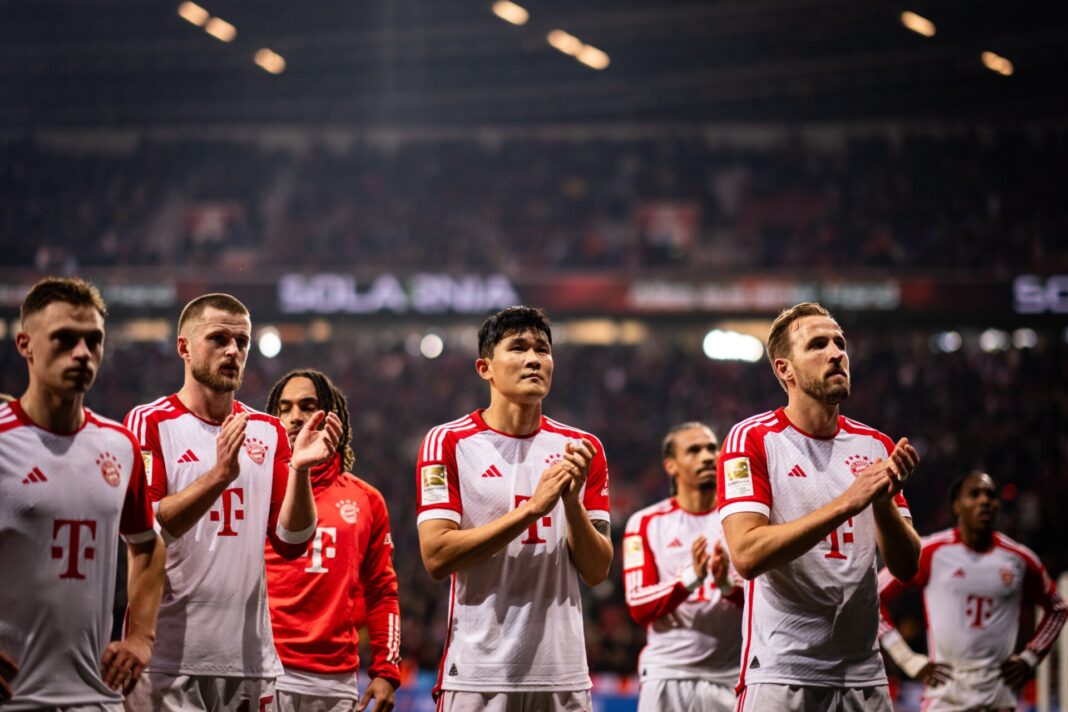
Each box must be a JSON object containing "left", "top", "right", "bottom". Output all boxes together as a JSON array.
[
  {"left": 123, "top": 293, "right": 341, "bottom": 711},
  {"left": 264, "top": 369, "right": 401, "bottom": 712},
  {"left": 718, "top": 302, "right": 921, "bottom": 711},
  {"left": 0, "top": 277, "right": 165, "bottom": 709},
  {"left": 416, "top": 306, "right": 612, "bottom": 712},
  {"left": 623, "top": 422, "right": 743, "bottom": 712},
  {"left": 878, "top": 471, "right": 1067, "bottom": 711}
]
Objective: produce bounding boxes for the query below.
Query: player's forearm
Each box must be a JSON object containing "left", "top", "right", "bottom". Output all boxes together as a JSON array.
[
  {"left": 156, "top": 464, "right": 235, "bottom": 538},
  {"left": 873, "top": 502, "right": 920, "bottom": 581},
  {"left": 125, "top": 536, "right": 165, "bottom": 646},
  {"left": 564, "top": 501, "right": 613, "bottom": 586},
  {"left": 278, "top": 463, "right": 316, "bottom": 534},
  {"left": 419, "top": 505, "right": 543, "bottom": 580},
  {"left": 726, "top": 500, "right": 853, "bottom": 579}
]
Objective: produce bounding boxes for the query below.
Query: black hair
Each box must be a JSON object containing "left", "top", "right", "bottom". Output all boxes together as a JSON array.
[
  {"left": 477, "top": 306, "right": 552, "bottom": 359},
  {"left": 265, "top": 369, "right": 354, "bottom": 472},
  {"left": 949, "top": 470, "right": 998, "bottom": 505}
]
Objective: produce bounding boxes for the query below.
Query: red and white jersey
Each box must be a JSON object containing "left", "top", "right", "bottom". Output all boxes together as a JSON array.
[
  {"left": 717, "top": 408, "right": 911, "bottom": 688},
  {"left": 879, "top": 528, "right": 1067, "bottom": 676},
  {"left": 623, "top": 498, "right": 743, "bottom": 686},
  {"left": 416, "top": 410, "right": 611, "bottom": 693},
  {"left": 0, "top": 401, "right": 154, "bottom": 710},
  {"left": 125, "top": 394, "right": 311, "bottom": 677},
  {"left": 266, "top": 453, "right": 401, "bottom": 689}
]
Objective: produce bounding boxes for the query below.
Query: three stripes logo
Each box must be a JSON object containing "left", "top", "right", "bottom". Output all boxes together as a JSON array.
[
  {"left": 481, "top": 464, "right": 503, "bottom": 479},
  {"left": 22, "top": 466, "right": 47, "bottom": 485},
  {"left": 787, "top": 464, "right": 808, "bottom": 478},
  {"left": 177, "top": 449, "right": 199, "bottom": 464}
]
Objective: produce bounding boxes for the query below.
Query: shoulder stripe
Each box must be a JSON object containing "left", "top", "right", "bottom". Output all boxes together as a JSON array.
[
  {"left": 726, "top": 411, "right": 776, "bottom": 453},
  {"left": 423, "top": 417, "right": 477, "bottom": 462},
  {"left": 995, "top": 536, "right": 1044, "bottom": 572},
  {"left": 125, "top": 396, "right": 174, "bottom": 443},
  {"left": 543, "top": 416, "right": 592, "bottom": 438}
]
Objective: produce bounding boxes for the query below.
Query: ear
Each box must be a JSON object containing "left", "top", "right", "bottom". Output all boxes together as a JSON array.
[
  {"left": 15, "top": 331, "right": 31, "bottom": 360},
  {"left": 475, "top": 357, "right": 492, "bottom": 383},
  {"left": 773, "top": 357, "right": 794, "bottom": 387},
  {"left": 951, "top": 499, "right": 961, "bottom": 518},
  {"left": 176, "top": 334, "right": 191, "bottom": 362},
  {"left": 663, "top": 458, "right": 678, "bottom": 477}
]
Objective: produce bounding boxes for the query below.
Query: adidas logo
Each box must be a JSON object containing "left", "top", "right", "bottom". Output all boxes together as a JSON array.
[
  {"left": 750, "top": 656, "right": 761, "bottom": 670},
  {"left": 22, "top": 466, "right": 47, "bottom": 484},
  {"left": 952, "top": 568, "right": 966, "bottom": 578},
  {"left": 448, "top": 663, "right": 459, "bottom": 676},
  {"left": 177, "top": 449, "right": 199, "bottom": 464},
  {"left": 667, "top": 538, "right": 684, "bottom": 548},
  {"left": 481, "top": 465, "right": 503, "bottom": 478},
  {"left": 788, "top": 464, "right": 808, "bottom": 478}
]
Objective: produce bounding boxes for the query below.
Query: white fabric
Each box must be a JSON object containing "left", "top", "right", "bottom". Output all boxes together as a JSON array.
[
  {"left": 719, "top": 410, "right": 909, "bottom": 687},
  {"left": 637, "top": 678, "right": 735, "bottom": 712},
  {"left": 438, "top": 690, "right": 592, "bottom": 712},
  {"left": 271, "top": 690, "right": 355, "bottom": 712},
  {"left": 0, "top": 404, "right": 150, "bottom": 710},
  {"left": 737, "top": 682, "right": 892, "bottom": 712},
  {"left": 275, "top": 668, "right": 358, "bottom": 698},
  {"left": 124, "top": 672, "right": 276, "bottom": 712}
]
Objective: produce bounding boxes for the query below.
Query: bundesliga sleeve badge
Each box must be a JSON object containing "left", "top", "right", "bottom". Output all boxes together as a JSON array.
[
  {"left": 421, "top": 464, "right": 450, "bottom": 505},
  {"left": 724, "top": 457, "right": 754, "bottom": 499}
]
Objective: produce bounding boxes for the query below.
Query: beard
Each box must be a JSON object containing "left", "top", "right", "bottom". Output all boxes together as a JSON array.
[
  {"left": 798, "top": 369, "right": 850, "bottom": 405},
  {"left": 191, "top": 360, "right": 243, "bottom": 393}
]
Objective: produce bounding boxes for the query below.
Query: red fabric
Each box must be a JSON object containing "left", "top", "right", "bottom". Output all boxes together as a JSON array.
[
  {"left": 266, "top": 454, "right": 401, "bottom": 683},
  {"left": 623, "top": 500, "right": 692, "bottom": 626}
]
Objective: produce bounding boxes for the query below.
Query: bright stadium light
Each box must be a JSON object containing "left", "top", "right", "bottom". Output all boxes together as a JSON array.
[
  {"left": 492, "top": 1, "right": 529, "bottom": 26},
  {"left": 547, "top": 30, "right": 583, "bottom": 57},
  {"left": 1012, "top": 328, "right": 1038, "bottom": 349},
  {"left": 702, "top": 330, "right": 764, "bottom": 362},
  {"left": 177, "top": 1, "right": 210, "bottom": 27},
  {"left": 257, "top": 327, "right": 282, "bottom": 359},
  {"left": 979, "top": 328, "right": 1009, "bottom": 353},
  {"left": 900, "top": 11, "right": 936, "bottom": 38},
  {"left": 981, "top": 51, "right": 1013, "bottom": 77},
  {"left": 254, "top": 48, "right": 286, "bottom": 75},
  {"left": 577, "top": 45, "right": 610, "bottom": 70},
  {"left": 420, "top": 333, "right": 444, "bottom": 359},
  {"left": 204, "top": 17, "right": 236, "bottom": 43},
  {"left": 930, "top": 331, "right": 962, "bottom": 353}
]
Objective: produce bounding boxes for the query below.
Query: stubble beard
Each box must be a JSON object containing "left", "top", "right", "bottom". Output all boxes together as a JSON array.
[
  {"left": 800, "top": 371, "right": 851, "bottom": 405},
  {"left": 191, "top": 360, "right": 242, "bottom": 393}
]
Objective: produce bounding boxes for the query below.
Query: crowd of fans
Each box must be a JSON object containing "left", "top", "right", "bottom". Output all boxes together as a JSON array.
[
  {"left": 1, "top": 324, "right": 1062, "bottom": 679},
  {"left": 3, "top": 129, "right": 1067, "bottom": 274}
]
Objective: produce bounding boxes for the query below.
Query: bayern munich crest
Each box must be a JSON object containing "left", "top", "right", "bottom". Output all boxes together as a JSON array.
[
  {"left": 844, "top": 454, "right": 872, "bottom": 476},
  {"left": 544, "top": 453, "right": 564, "bottom": 466},
  {"left": 244, "top": 437, "right": 267, "bottom": 465},
  {"left": 96, "top": 452, "right": 122, "bottom": 487},
  {"left": 1000, "top": 567, "right": 1016, "bottom": 586},
  {"left": 336, "top": 499, "right": 359, "bottom": 524}
]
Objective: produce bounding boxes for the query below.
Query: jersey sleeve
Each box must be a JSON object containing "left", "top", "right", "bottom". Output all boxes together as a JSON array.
[
  {"left": 416, "top": 427, "right": 462, "bottom": 525},
  {"left": 266, "top": 421, "right": 314, "bottom": 560},
  {"left": 717, "top": 422, "right": 772, "bottom": 521},
  {"left": 123, "top": 409, "right": 167, "bottom": 502},
  {"left": 622, "top": 511, "right": 694, "bottom": 626},
  {"left": 359, "top": 484, "right": 402, "bottom": 687},
  {"left": 120, "top": 431, "right": 158, "bottom": 545},
  {"left": 582, "top": 435, "right": 610, "bottom": 523},
  {"left": 1019, "top": 547, "right": 1067, "bottom": 665}
]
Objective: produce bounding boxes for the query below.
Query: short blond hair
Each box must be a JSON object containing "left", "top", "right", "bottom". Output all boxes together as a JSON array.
[{"left": 177, "top": 293, "right": 249, "bottom": 334}]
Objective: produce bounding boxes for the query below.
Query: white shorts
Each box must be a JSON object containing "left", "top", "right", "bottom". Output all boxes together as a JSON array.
[
  {"left": 638, "top": 678, "right": 735, "bottom": 712},
  {"left": 124, "top": 672, "right": 275, "bottom": 712},
  {"left": 922, "top": 666, "right": 1017, "bottom": 711},
  {"left": 270, "top": 690, "right": 355, "bottom": 712},
  {"left": 436, "top": 690, "right": 591, "bottom": 712},
  {"left": 736, "top": 683, "right": 892, "bottom": 712}
]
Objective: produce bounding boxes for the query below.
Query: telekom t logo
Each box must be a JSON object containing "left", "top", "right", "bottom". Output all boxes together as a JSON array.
[
  {"left": 514, "top": 495, "right": 551, "bottom": 544},
  {"left": 305, "top": 527, "right": 338, "bottom": 574},
  {"left": 210, "top": 487, "right": 245, "bottom": 536},
  {"left": 52, "top": 519, "right": 97, "bottom": 580},
  {"left": 965, "top": 594, "right": 995, "bottom": 628},
  {"left": 824, "top": 517, "right": 855, "bottom": 560}
]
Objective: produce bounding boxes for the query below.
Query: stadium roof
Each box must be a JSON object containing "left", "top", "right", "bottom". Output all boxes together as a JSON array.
[{"left": 3, "top": 0, "right": 1067, "bottom": 128}]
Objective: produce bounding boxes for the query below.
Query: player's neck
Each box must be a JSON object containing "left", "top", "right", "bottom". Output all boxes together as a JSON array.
[
  {"left": 482, "top": 397, "right": 542, "bottom": 436},
  {"left": 783, "top": 396, "right": 840, "bottom": 437},
  {"left": 19, "top": 383, "right": 85, "bottom": 433},
  {"left": 676, "top": 486, "right": 716, "bottom": 514},
  {"left": 177, "top": 379, "right": 236, "bottom": 424},
  {"left": 959, "top": 525, "right": 995, "bottom": 552}
]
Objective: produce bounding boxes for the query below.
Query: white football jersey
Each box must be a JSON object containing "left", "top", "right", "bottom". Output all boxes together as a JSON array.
[
  {"left": 879, "top": 528, "right": 1067, "bottom": 708},
  {"left": 0, "top": 401, "right": 154, "bottom": 710},
  {"left": 623, "top": 498, "right": 743, "bottom": 686},
  {"left": 416, "top": 410, "right": 611, "bottom": 693},
  {"left": 717, "top": 408, "right": 911, "bottom": 688},
  {"left": 125, "top": 394, "right": 308, "bottom": 677}
]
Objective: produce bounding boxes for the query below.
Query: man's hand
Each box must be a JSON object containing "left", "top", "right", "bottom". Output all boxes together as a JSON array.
[
  {"left": 290, "top": 411, "right": 343, "bottom": 471},
  {"left": 356, "top": 677, "right": 396, "bottom": 712},
  {"left": 560, "top": 439, "right": 595, "bottom": 506},
  {"left": 916, "top": 660, "right": 953, "bottom": 687},
  {"left": 691, "top": 534, "right": 709, "bottom": 580},
  {"left": 709, "top": 540, "right": 732, "bottom": 591},
  {"left": 215, "top": 412, "right": 249, "bottom": 484},
  {"left": 0, "top": 649, "right": 18, "bottom": 702},
  {"left": 1001, "top": 655, "right": 1033, "bottom": 688},
  {"left": 527, "top": 461, "right": 574, "bottom": 517},
  {"left": 100, "top": 634, "right": 152, "bottom": 694},
  {"left": 880, "top": 438, "right": 919, "bottom": 499}
]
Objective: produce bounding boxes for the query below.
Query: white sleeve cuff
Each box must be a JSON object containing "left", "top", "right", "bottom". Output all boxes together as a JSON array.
[
  {"left": 417, "top": 509, "right": 462, "bottom": 526},
  {"left": 680, "top": 564, "right": 704, "bottom": 591},
  {"left": 587, "top": 509, "right": 611, "bottom": 523},
  {"left": 122, "top": 529, "right": 158, "bottom": 545},
  {"left": 277, "top": 518, "right": 317, "bottom": 544},
  {"left": 720, "top": 501, "right": 771, "bottom": 520},
  {"left": 1019, "top": 649, "right": 1040, "bottom": 669},
  {"left": 880, "top": 627, "right": 929, "bottom": 678}
]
